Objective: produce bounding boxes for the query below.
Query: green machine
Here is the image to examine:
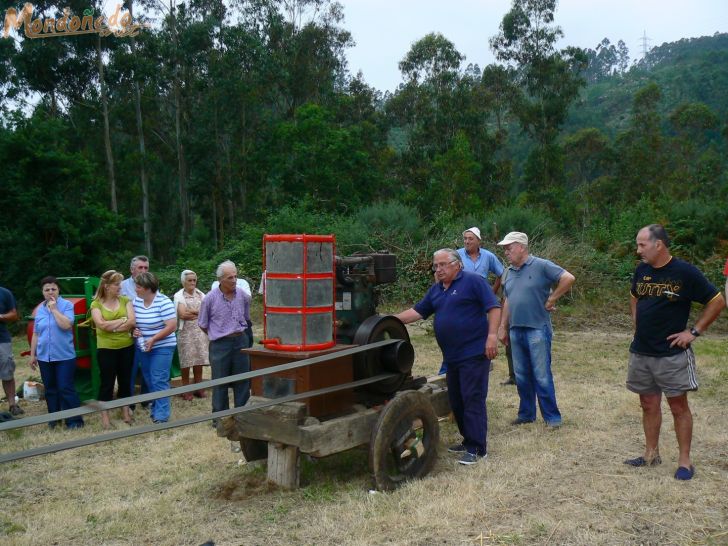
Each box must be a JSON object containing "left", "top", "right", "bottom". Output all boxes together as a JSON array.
[{"left": 60, "top": 277, "right": 101, "bottom": 402}]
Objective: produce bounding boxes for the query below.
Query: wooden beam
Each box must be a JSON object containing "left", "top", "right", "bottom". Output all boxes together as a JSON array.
[
  {"left": 231, "top": 398, "right": 308, "bottom": 445},
  {"left": 267, "top": 443, "right": 300, "bottom": 489},
  {"left": 298, "top": 408, "right": 379, "bottom": 457}
]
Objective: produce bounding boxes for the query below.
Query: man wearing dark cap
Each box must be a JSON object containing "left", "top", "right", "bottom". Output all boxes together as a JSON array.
[
  {"left": 624, "top": 224, "right": 724, "bottom": 481},
  {"left": 497, "top": 232, "right": 575, "bottom": 428}
]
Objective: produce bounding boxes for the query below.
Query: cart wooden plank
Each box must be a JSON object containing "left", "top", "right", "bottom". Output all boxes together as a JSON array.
[{"left": 221, "top": 377, "right": 450, "bottom": 489}]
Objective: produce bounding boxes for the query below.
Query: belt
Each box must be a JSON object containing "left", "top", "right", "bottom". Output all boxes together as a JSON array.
[{"left": 223, "top": 332, "right": 244, "bottom": 338}]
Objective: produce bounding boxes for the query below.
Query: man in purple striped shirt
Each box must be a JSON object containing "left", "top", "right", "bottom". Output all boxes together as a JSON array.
[{"left": 198, "top": 260, "right": 253, "bottom": 421}]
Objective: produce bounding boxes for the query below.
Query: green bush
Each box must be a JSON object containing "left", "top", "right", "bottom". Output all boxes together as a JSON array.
[
  {"left": 486, "top": 205, "right": 559, "bottom": 245},
  {"left": 151, "top": 199, "right": 727, "bottom": 331}
]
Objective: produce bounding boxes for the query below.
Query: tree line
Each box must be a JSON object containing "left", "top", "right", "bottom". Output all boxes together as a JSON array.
[{"left": 1, "top": 0, "right": 727, "bottom": 309}]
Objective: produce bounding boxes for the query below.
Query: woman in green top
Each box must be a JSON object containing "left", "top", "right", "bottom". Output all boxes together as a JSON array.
[{"left": 90, "top": 270, "right": 136, "bottom": 428}]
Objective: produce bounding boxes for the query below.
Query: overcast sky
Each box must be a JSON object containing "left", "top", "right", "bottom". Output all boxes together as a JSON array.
[{"left": 338, "top": 0, "right": 728, "bottom": 93}]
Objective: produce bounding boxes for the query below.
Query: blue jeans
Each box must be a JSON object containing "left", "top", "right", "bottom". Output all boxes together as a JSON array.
[
  {"left": 138, "top": 345, "right": 174, "bottom": 422},
  {"left": 38, "top": 358, "right": 84, "bottom": 428},
  {"left": 446, "top": 355, "right": 490, "bottom": 455},
  {"left": 209, "top": 335, "right": 250, "bottom": 414},
  {"left": 509, "top": 326, "right": 562, "bottom": 425},
  {"left": 129, "top": 353, "right": 149, "bottom": 408}
]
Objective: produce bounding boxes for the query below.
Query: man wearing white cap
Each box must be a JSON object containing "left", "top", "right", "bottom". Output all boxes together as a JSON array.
[
  {"left": 457, "top": 227, "right": 504, "bottom": 294},
  {"left": 497, "top": 232, "right": 575, "bottom": 427}
]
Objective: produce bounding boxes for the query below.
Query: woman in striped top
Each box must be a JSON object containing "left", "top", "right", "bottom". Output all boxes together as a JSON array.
[{"left": 132, "top": 272, "right": 177, "bottom": 423}]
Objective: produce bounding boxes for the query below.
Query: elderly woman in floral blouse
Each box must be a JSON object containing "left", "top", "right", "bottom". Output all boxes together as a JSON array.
[{"left": 173, "top": 270, "right": 209, "bottom": 400}]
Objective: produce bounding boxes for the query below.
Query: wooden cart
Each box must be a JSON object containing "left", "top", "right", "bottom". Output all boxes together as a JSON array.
[{"left": 218, "top": 376, "right": 450, "bottom": 491}]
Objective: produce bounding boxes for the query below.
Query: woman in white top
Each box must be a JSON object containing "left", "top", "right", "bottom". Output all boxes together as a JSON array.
[{"left": 132, "top": 272, "right": 176, "bottom": 424}]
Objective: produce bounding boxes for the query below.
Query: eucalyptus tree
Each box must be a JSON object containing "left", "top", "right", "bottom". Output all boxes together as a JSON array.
[
  {"left": 0, "top": 115, "right": 126, "bottom": 302},
  {"left": 667, "top": 102, "right": 721, "bottom": 197},
  {"left": 562, "top": 127, "right": 614, "bottom": 228},
  {"left": 2, "top": 1, "right": 130, "bottom": 216},
  {"left": 395, "top": 32, "right": 464, "bottom": 151},
  {"left": 614, "top": 83, "right": 666, "bottom": 201},
  {"left": 387, "top": 33, "right": 508, "bottom": 215},
  {"left": 490, "top": 0, "right": 586, "bottom": 198}
]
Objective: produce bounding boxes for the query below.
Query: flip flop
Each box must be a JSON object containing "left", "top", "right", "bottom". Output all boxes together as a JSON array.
[
  {"left": 624, "top": 455, "right": 662, "bottom": 467},
  {"left": 674, "top": 465, "right": 695, "bottom": 480}
]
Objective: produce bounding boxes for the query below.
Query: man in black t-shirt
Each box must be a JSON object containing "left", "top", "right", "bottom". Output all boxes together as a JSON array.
[{"left": 625, "top": 224, "right": 724, "bottom": 481}]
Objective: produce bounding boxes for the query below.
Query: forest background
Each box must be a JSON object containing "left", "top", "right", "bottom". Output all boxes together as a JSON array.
[{"left": 1, "top": 0, "right": 728, "bottom": 324}]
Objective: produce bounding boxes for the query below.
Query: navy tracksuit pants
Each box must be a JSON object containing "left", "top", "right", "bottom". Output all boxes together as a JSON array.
[{"left": 446, "top": 354, "right": 490, "bottom": 456}]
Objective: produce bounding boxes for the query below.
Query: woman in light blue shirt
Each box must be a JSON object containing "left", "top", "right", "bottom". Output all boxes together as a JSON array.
[{"left": 29, "top": 276, "right": 84, "bottom": 429}]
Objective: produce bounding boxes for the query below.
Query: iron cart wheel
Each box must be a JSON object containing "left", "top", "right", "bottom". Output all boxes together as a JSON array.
[
  {"left": 369, "top": 390, "right": 440, "bottom": 491},
  {"left": 353, "top": 315, "right": 414, "bottom": 394}
]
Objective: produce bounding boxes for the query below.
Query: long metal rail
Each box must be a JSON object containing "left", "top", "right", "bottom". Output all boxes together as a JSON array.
[{"left": 0, "top": 340, "right": 400, "bottom": 463}]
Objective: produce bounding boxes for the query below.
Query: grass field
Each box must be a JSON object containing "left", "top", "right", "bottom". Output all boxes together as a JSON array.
[{"left": 1, "top": 325, "right": 727, "bottom": 545}]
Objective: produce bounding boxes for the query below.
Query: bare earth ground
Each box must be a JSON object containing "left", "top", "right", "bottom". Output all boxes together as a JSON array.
[{"left": 1, "top": 326, "right": 727, "bottom": 545}]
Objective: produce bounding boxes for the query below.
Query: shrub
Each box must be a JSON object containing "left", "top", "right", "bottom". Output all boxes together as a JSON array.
[{"left": 487, "top": 205, "right": 559, "bottom": 245}]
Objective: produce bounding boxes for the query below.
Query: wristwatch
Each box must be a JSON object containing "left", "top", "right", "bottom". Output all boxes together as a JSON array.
[{"left": 690, "top": 326, "right": 701, "bottom": 337}]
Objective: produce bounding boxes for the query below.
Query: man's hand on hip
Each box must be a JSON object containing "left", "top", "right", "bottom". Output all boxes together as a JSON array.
[{"left": 667, "top": 329, "right": 697, "bottom": 349}]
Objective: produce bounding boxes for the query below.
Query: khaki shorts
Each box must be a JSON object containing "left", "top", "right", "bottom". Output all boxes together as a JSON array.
[
  {"left": 627, "top": 348, "right": 698, "bottom": 397},
  {"left": 0, "top": 343, "right": 16, "bottom": 381}
]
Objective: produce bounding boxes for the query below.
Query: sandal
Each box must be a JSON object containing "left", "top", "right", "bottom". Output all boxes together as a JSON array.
[
  {"left": 674, "top": 465, "right": 695, "bottom": 480},
  {"left": 624, "top": 455, "right": 662, "bottom": 467}
]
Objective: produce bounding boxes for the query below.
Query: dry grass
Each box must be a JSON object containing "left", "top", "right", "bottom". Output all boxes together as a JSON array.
[{"left": 2, "top": 326, "right": 728, "bottom": 545}]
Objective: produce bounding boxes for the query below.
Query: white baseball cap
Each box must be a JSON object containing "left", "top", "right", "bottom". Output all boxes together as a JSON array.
[
  {"left": 497, "top": 231, "right": 528, "bottom": 246},
  {"left": 463, "top": 227, "right": 481, "bottom": 240}
]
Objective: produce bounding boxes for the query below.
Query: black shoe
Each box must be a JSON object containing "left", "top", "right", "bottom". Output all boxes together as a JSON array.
[
  {"left": 458, "top": 452, "right": 487, "bottom": 465},
  {"left": 546, "top": 421, "right": 562, "bottom": 429},
  {"left": 447, "top": 443, "right": 466, "bottom": 453},
  {"left": 9, "top": 405, "right": 24, "bottom": 416},
  {"left": 511, "top": 418, "right": 535, "bottom": 426},
  {"left": 501, "top": 377, "right": 516, "bottom": 386}
]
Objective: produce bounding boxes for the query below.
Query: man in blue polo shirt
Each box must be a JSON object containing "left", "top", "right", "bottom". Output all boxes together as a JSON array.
[
  {"left": 396, "top": 249, "right": 500, "bottom": 465},
  {"left": 457, "top": 227, "right": 503, "bottom": 292},
  {"left": 497, "top": 232, "right": 575, "bottom": 428},
  {"left": 434, "top": 227, "right": 504, "bottom": 378}
]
